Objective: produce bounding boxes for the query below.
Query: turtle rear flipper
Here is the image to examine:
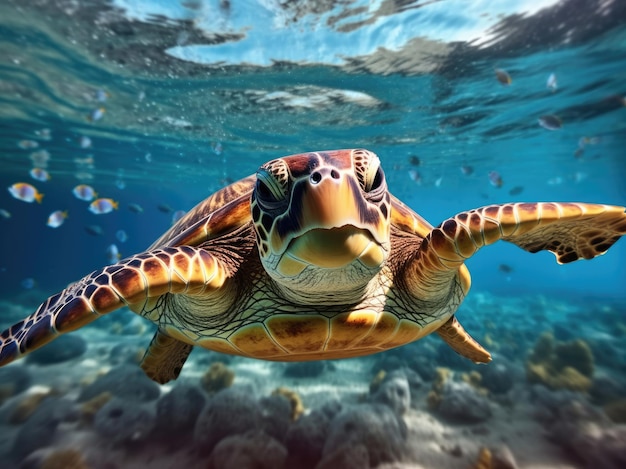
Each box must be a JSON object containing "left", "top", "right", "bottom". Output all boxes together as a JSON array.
[
  {"left": 436, "top": 316, "right": 491, "bottom": 364},
  {"left": 0, "top": 246, "right": 227, "bottom": 368},
  {"left": 141, "top": 330, "right": 193, "bottom": 384}
]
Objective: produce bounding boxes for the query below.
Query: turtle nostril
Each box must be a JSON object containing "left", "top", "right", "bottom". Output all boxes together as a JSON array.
[
  {"left": 310, "top": 172, "right": 322, "bottom": 184},
  {"left": 330, "top": 169, "right": 340, "bottom": 179}
]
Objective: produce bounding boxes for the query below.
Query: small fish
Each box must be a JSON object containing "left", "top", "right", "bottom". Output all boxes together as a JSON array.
[
  {"left": 94, "top": 89, "right": 109, "bottom": 103},
  {"left": 115, "top": 179, "right": 126, "bottom": 190},
  {"left": 47, "top": 210, "right": 68, "bottom": 228},
  {"left": 498, "top": 264, "right": 513, "bottom": 274},
  {"left": 74, "top": 156, "right": 95, "bottom": 166},
  {"left": 72, "top": 184, "right": 98, "bottom": 202},
  {"left": 408, "top": 169, "right": 421, "bottom": 184},
  {"left": 21, "top": 278, "right": 36, "bottom": 289},
  {"left": 79, "top": 136, "right": 92, "bottom": 149},
  {"left": 85, "top": 225, "right": 103, "bottom": 236},
  {"left": 460, "top": 165, "right": 474, "bottom": 176},
  {"left": 212, "top": 142, "right": 223, "bottom": 155},
  {"left": 488, "top": 171, "right": 503, "bottom": 188},
  {"left": 546, "top": 73, "right": 557, "bottom": 92},
  {"left": 29, "top": 167, "right": 50, "bottom": 182},
  {"left": 29, "top": 150, "right": 50, "bottom": 167},
  {"left": 508, "top": 186, "right": 524, "bottom": 196},
  {"left": 8, "top": 183, "right": 43, "bottom": 203},
  {"left": 75, "top": 172, "right": 94, "bottom": 181},
  {"left": 538, "top": 115, "right": 562, "bottom": 130},
  {"left": 105, "top": 244, "right": 121, "bottom": 264},
  {"left": 87, "top": 107, "right": 106, "bottom": 122},
  {"left": 574, "top": 136, "right": 600, "bottom": 158},
  {"left": 434, "top": 176, "right": 443, "bottom": 188},
  {"left": 116, "top": 229, "right": 128, "bottom": 243},
  {"left": 128, "top": 203, "right": 144, "bottom": 214},
  {"left": 18, "top": 139, "right": 39, "bottom": 150},
  {"left": 34, "top": 128, "right": 51, "bottom": 140},
  {"left": 408, "top": 155, "right": 420, "bottom": 166},
  {"left": 158, "top": 204, "right": 173, "bottom": 214},
  {"left": 573, "top": 171, "right": 587, "bottom": 183},
  {"left": 89, "top": 198, "right": 118, "bottom": 215},
  {"left": 0, "top": 209, "right": 11, "bottom": 219},
  {"left": 495, "top": 68, "right": 512, "bottom": 86},
  {"left": 171, "top": 210, "right": 186, "bottom": 225},
  {"left": 145, "top": 153, "right": 152, "bottom": 163}
]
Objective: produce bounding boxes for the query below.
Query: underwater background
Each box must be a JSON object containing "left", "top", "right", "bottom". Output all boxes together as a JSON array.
[{"left": 0, "top": 1, "right": 625, "bottom": 468}]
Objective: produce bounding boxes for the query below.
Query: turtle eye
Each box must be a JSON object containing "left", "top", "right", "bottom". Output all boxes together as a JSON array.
[
  {"left": 364, "top": 159, "right": 385, "bottom": 193},
  {"left": 255, "top": 169, "right": 287, "bottom": 210}
]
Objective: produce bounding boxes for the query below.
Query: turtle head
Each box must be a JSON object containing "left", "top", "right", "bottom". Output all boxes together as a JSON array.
[{"left": 251, "top": 149, "right": 391, "bottom": 296}]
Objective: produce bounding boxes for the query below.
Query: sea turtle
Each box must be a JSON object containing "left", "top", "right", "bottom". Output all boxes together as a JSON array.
[{"left": 1, "top": 149, "right": 625, "bottom": 384}]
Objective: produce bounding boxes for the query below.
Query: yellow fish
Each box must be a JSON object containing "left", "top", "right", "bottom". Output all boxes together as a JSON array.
[
  {"left": 47, "top": 210, "right": 68, "bottom": 228},
  {"left": 29, "top": 167, "right": 50, "bottom": 182},
  {"left": 8, "top": 183, "right": 43, "bottom": 203},
  {"left": 89, "top": 198, "right": 118, "bottom": 214}
]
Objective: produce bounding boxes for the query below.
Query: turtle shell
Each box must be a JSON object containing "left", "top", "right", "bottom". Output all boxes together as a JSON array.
[{"left": 149, "top": 175, "right": 256, "bottom": 249}]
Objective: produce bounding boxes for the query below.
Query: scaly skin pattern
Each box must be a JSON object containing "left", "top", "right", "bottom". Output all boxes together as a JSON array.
[
  {"left": 0, "top": 246, "right": 227, "bottom": 365},
  {"left": 1, "top": 149, "right": 625, "bottom": 383}
]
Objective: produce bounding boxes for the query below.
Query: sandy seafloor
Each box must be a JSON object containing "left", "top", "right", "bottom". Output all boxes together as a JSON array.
[{"left": 0, "top": 291, "right": 624, "bottom": 469}]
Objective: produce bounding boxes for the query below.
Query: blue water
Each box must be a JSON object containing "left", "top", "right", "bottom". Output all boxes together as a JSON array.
[{"left": 0, "top": 1, "right": 625, "bottom": 467}]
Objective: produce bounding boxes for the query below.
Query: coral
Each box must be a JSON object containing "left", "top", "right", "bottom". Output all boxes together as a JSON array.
[
  {"left": 369, "top": 369, "right": 386, "bottom": 394},
  {"left": 370, "top": 371, "right": 411, "bottom": 415},
  {"left": 94, "top": 398, "right": 156, "bottom": 443},
  {"left": 604, "top": 398, "right": 626, "bottom": 424},
  {"left": 285, "top": 400, "right": 342, "bottom": 468},
  {"left": 272, "top": 387, "right": 305, "bottom": 421},
  {"left": 12, "top": 397, "right": 75, "bottom": 458},
  {"left": 80, "top": 391, "right": 113, "bottom": 425},
  {"left": 427, "top": 366, "right": 491, "bottom": 422},
  {"left": 78, "top": 365, "right": 160, "bottom": 402},
  {"left": 8, "top": 391, "right": 51, "bottom": 424},
  {"left": 316, "top": 442, "right": 369, "bottom": 469},
  {"left": 207, "top": 430, "right": 287, "bottom": 469},
  {"left": 478, "top": 360, "right": 516, "bottom": 395},
  {"left": 472, "top": 447, "right": 492, "bottom": 469},
  {"left": 0, "top": 367, "right": 31, "bottom": 404},
  {"left": 201, "top": 362, "right": 235, "bottom": 394},
  {"left": 25, "top": 334, "right": 87, "bottom": 365},
  {"left": 426, "top": 367, "right": 451, "bottom": 409},
  {"left": 434, "top": 380, "right": 493, "bottom": 423},
  {"left": 553, "top": 339, "right": 594, "bottom": 377},
  {"left": 40, "top": 448, "right": 90, "bottom": 469},
  {"left": 155, "top": 384, "right": 206, "bottom": 435},
  {"left": 461, "top": 370, "right": 489, "bottom": 396},
  {"left": 259, "top": 394, "right": 292, "bottom": 442},
  {"left": 526, "top": 332, "right": 595, "bottom": 392},
  {"left": 322, "top": 403, "right": 407, "bottom": 467},
  {"left": 193, "top": 387, "right": 262, "bottom": 455}
]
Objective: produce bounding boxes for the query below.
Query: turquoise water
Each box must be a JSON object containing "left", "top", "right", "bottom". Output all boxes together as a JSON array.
[{"left": 0, "top": 1, "right": 625, "bottom": 468}]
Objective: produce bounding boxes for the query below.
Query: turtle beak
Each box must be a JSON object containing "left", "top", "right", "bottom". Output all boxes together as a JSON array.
[{"left": 303, "top": 169, "right": 362, "bottom": 225}]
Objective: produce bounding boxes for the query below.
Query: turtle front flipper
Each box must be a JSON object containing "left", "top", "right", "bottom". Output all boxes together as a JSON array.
[
  {"left": 0, "top": 246, "right": 228, "bottom": 368},
  {"left": 406, "top": 202, "right": 626, "bottom": 362},
  {"left": 407, "top": 202, "right": 626, "bottom": 300}
]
